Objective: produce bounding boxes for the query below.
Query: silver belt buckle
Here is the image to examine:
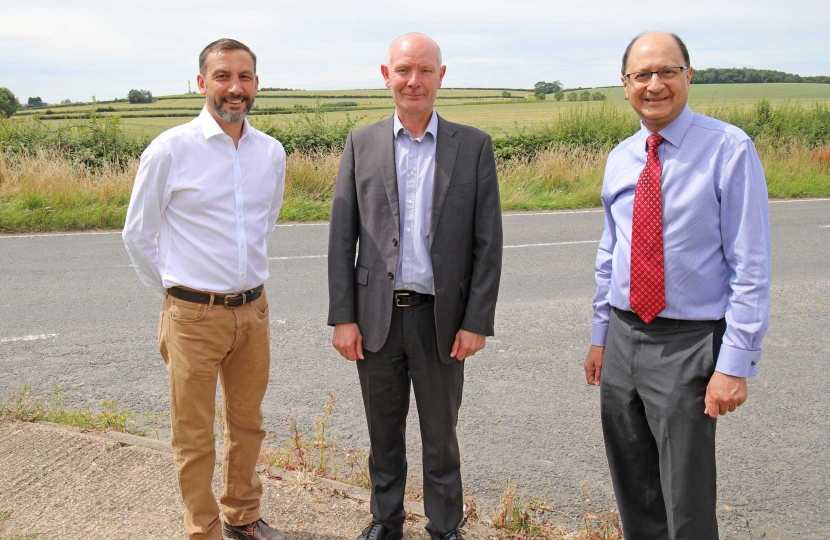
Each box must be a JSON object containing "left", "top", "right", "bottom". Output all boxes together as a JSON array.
[{"left": 394, "top": 292, "right": 411, "bottom": 307}]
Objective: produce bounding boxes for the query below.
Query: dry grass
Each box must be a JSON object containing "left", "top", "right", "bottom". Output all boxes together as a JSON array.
[
  {"left": 498, "top": 144, "right": 606, "bottom": 211},
  {"left": 2, "top": 138, "right": 828, "bottom": 232}
]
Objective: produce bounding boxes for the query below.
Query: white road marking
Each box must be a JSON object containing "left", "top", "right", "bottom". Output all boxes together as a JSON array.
[
  {"left": 269, "top": 255, "right": 327, "bottom": 261},
  {"left": 269, "top": 240, "right": 599, "bottom": 261},
  {"left": 504, "top": 209, "right": 603, "bottom": 217},
  {"left": 1, "top": 333, "right": 59, "bottom": 343},
  {"left": 275, "top": 222, "right": 328, "bottom": 228},
  {"left": 770, "top": 198, "right": 830, "bottom": 204},
  {"left": 505, "top": 240, "right": 599, "bottom": 249},
  {"left": 822, "top": 225, "right": 830, "bottom": 228}
]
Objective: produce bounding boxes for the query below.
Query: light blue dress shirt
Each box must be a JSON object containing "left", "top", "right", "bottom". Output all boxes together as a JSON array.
[
  {"left": 591, "top": 105, "right": 771, "bottom": 377},
  {"left": 393, "top": 111, "right": 438, "bottom": 294}
]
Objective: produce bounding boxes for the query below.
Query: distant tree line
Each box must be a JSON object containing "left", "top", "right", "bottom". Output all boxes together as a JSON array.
[{"left": 692, "top": 68, "right": 830, "bottom": 84}]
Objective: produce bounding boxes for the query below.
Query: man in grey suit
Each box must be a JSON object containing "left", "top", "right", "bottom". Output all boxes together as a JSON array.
[{"left": 328, "top": 33, "right": 502, "bottom": 540}]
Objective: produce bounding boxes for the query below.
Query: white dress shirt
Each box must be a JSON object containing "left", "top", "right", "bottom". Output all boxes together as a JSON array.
[
  {"left": 123, "top": 106, "right": 286, "bottom": 298},
  {"left": 393, "top": 111, "right": 438, "bottom": 294}
]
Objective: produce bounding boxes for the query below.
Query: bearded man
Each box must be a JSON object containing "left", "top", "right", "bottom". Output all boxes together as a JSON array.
[{"left": 123, "top": 38, "right": 286, "bottom": 540}]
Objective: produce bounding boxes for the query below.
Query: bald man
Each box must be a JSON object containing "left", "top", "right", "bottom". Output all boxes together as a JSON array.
[
  {"left": 328, "top": 33, "right": 503, "bottom": 540},
  {"left": 585, "top": 32, "right": 771, "bottom": 540}
]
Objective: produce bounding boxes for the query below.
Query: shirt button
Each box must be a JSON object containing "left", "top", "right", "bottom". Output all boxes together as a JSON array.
[
  {"left": 240, "top": 244, "right": 245, "bottom": 248},
  {"left": 240, "top": 272, "right": 245, "bottom": 277},
  {"left": 238, "top": 214, "right": 242, "bottom": 219},
  {"left": 236, "top": 185, "right": 240, "bottom": 190},
  {"left": 410, "top": 170, "right": 415, "bottom": 175},
  {"left": 406, "top": 227, "right": 411, "bottom": 232},
  {"left": 388, "top": 272, "right": 394, "bottom": 280},
  {"left": 405, "top": 257, "right": 410, "bottom": 261}
]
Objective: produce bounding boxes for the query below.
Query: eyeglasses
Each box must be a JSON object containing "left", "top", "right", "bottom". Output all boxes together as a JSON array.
[{"left": 624, "top": 67, "right": 688, "bottom": 85}]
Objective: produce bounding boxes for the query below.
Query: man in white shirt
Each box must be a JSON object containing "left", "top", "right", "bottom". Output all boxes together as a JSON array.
[{"left": 123, "top": 39, "right": 286, "bottom": 540}]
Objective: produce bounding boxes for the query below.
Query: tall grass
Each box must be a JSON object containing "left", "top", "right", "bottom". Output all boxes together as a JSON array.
[{"left": 706, "top": 99, "right": 830, "bottom": 147}]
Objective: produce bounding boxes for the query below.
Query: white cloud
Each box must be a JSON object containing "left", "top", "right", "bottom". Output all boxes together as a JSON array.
[{"left": 1, "top": 0, "right": 828, "bottom": 102}]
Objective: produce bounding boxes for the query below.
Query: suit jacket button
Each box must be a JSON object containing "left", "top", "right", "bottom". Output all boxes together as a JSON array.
[
  {"left": 388, "top": 272, "right": 394, "bottom": 280},
  {"left": 392, "top": 238, "right": 398, "bottom": 246}
]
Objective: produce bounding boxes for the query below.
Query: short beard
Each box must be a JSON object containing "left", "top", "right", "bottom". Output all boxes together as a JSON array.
[{"left": 209, "top": 93, "right": 254, "bottom": 123}]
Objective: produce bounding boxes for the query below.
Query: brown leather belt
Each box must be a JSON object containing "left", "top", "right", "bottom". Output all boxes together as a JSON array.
[
  {"left": 393, "top": 290, "right": 434, "bottom": 307},
  {"left": 167, "top": 284, "right": 264, "bottom": 308}
]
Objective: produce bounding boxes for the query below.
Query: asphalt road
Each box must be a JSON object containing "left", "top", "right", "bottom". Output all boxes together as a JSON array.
[{"left": 1, "top": 199, "right": 828, "bottom": 539}]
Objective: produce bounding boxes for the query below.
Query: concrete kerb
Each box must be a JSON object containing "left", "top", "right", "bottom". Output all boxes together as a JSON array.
[{"left": 41, "top": 420, "right": 428, "bottom": 518}]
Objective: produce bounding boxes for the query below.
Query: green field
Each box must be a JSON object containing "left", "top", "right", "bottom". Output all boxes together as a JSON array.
[{"left": 10, "top": 83, "right": 830, "bottom": 140}]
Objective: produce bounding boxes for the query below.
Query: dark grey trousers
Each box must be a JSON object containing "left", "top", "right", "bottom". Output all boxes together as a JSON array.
[
  {"left": 601, "top": 308, "right": 726, "bottom": 540},
  {"left": 356, "top": 297, "right": 465, "bottom": 538}
]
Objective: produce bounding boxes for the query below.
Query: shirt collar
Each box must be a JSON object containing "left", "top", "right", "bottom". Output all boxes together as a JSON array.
[
  {"left": 640, "top": 104, "right": 693, "bottom": 149},
  {"left": 393, "top": 110, "right": 438, "bottom": 141},
  {"left": 196, "top": 105, "right": 254, "bottom": 141}
]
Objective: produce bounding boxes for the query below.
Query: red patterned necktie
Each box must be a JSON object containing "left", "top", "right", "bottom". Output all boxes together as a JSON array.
[{"left": 630, "top": 133, "right": 665, "bottom": 324}]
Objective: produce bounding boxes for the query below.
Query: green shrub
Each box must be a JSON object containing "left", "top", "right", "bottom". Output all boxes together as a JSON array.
[
  {"left": 494, "top": 104, "right": 639, "bottom": 159},
  {"left": 254, "top": 106, "right": 361, "bottom": 154},
  {"left": 0, "top": 114, "right": 149, "bottom": 168},
  {"left": 706, "top": 99, "right": 830, "bottom": 146}
]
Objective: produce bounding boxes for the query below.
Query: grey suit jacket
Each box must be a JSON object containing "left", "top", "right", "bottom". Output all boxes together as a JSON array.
[{"left": 327, "top": 114, "right": 503, "bottom": 363}]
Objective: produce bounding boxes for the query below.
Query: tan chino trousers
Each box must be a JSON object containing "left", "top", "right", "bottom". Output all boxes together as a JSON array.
[{"left": 159, "top": 290, "right": 271, "bottom": 540}]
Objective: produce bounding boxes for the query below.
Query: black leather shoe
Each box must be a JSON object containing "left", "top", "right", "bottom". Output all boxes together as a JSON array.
[
  {"left": 438, "top": 529, "right": 465, "bottom": 540},
  {"left": 222, "top": 518, "right": 286, "bottom": 540},
  {"left": 356, "top": 520, "right": 404, "bottom": 540}
]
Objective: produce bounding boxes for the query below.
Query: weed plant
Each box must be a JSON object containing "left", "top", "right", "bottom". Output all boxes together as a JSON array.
[
  {"left": 0, "top": 509, "right": 39, "bottom": 539},
  {"left": 0, "top": 384, "right": 164, "bottom": 437},
  {"left": 257, "top": 391, "right": 371, "bottom": 489}
]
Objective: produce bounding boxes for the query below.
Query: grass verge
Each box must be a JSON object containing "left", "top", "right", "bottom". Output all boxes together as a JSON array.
[
  {"left": 3, "top": 141, "right": 826, "bottom": 232},
  {"left": 0, "top": 384, "right": 164, "bottom": 437}
]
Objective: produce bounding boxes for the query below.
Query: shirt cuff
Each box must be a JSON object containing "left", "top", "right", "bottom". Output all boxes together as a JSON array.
[
  {"left": 715, "top": 343, "right": 761, "bottom": 377},
  {"left": 591, "top": 322, "right": 609, "bottom": 347}
]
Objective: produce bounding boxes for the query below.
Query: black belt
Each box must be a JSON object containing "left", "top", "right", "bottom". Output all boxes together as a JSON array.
[
  {"left": 612, "top": 307, "right": 722, "bottom": 328},
  {"left": 394, "top": 290, "right": 434, "bottom": 307},
  {"left": 167, "top": 284, "right": 264, "bottom": 308}
]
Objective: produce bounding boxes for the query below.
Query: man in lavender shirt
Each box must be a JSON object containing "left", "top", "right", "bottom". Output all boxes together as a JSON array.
[{"left": 584, "top": 32, "right": 771, "bottom": 540}]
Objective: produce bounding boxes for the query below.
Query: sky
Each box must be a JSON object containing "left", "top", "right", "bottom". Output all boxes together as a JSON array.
[{"left": 2, "top": 0, "right": 829, "bottom": 104}]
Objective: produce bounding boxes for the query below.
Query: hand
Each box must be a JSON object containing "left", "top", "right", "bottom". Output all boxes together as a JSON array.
[
  {"left": 450, "top": 330, "right": 485, "bottom": 361},
  {"left": 704, "top": 371, "right": 747, "bottom": 419},
  {"left": 584, "top": 345, "right": 604, "bottom": 386},
  {"left": 332, "top": 323, "right": 364, "bottom": 361}
]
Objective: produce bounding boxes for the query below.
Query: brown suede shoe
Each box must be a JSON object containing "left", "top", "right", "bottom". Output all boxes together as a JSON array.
[{"left": 222, "top": 518, "right": 286, "bottom": 540}]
